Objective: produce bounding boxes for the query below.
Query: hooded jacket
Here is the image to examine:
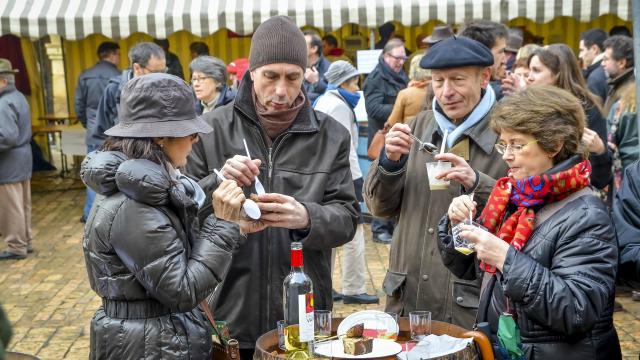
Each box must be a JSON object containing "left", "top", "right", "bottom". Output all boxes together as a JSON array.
[
  {"left": 81, "top": 151, "right": 239, "bottom": 359},
  {"left": 185, "top": 73, "right": 359, "bottom": 349}
]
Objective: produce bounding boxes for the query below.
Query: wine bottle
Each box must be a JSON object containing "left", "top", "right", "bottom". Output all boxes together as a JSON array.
[{"left": 283, "top": 242, "right": 314, "bottom": 352}]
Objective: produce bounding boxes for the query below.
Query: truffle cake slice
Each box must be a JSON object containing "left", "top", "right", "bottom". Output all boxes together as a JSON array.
[{"left": 342, "top": 337, "right": 373, "bottom": 356}]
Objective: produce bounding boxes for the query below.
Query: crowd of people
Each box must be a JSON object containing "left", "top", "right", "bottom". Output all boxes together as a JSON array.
[{"left": 0, "top": 13, "right": 638, "bottom": 360}]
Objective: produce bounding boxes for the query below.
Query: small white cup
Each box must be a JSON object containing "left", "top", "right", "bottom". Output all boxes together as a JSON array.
[{"left": 426, "top": 161, "right": 451, "bottom": 190}]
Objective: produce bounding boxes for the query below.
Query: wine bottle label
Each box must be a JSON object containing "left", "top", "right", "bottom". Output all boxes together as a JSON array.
[{"left": 298, "top": 293, "right": 314, "bottom": 342}]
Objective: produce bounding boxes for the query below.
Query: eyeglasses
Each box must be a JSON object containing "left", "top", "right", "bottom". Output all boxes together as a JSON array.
[
  {"left": 387, "top": 54, "right": 408, "bottom": 62},
  {"left": 142, "top": 66, "right": 168, "bottom": 74},
  {"left": 494, "top": 140, "right": 538, "bottom": 154},
  {"left": 190, "top": 76, "right": 214, "bottom": 84}
]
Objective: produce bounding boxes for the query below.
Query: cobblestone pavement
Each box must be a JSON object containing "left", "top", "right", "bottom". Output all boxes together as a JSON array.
[{"left": 1, "top": 172, "right": 639, "bottom": 359}]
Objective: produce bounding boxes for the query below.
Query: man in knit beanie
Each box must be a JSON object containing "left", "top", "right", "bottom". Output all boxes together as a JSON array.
[{"left": 186, "top": 15, "right": 358, "bottom": 358}]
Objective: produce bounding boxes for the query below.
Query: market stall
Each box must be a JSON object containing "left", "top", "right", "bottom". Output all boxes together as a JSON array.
[{"left": 0, "top": 0, "right": 634, "bottom": 124}]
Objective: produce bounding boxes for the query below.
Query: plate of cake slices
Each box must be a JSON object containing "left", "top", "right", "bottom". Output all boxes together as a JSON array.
[
  {"left": 314, "top": 336, "right": 402, "bottom": 359},
  {"left": 314, "top": 318, "right": 402, "bottom": 359}
]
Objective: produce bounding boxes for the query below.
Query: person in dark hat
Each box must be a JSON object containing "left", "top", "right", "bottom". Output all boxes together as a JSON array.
[
  {"left": 406, "top": 25, "right": 454, "bottom": 76},
  {"left": 185, "top": 15, "right": 358, "bottom": 359},
  {"left": 504, "top": 31, "right": 523, "bottom": 71},
  {"left": 81, "top": 73, "right": 245, "bottom": 359},
  {"left": 364, "top": 36, "right": 508, "bottom": 329},
  {"left": 423, "top": 25, "right": 455, "bottom": 46},
  {"left": 0, "top": 58, "right": 33, "bottom": 260}
]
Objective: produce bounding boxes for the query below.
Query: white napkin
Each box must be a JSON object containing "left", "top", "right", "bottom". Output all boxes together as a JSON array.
[{"left": 398, "top": 334, "right": 474, "bottom": 360}]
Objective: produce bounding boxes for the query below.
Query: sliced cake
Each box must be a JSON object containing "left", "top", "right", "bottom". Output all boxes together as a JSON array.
[{"left": 342, "top": 337, "right": 373, "bottom": 356}]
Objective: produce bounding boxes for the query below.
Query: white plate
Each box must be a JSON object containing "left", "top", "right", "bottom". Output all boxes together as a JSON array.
[
  {"left": 337, "top": 310, "right": 399, "bottom": 337},
  {"left": 314, "top": 338, "right": 402, "bottom": 359}
]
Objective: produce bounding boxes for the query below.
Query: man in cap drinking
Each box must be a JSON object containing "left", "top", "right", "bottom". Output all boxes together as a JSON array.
[
  {"left": 186, "top": 15, "right": 358, "bottom": 358},
  {"left": 364, "top": 37, "right": 508, "bottom": 328}
]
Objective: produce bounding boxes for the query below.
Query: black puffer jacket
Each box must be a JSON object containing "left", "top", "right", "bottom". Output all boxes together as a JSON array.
[
  {"left": 81, "top": 151, "right": 239, "bottom": 360},
  {"left": 613, "top": 160, "right": 640, "bottom": 288},
  {"left": 438, "top": 158, "right": 621, "bottom": 360}
]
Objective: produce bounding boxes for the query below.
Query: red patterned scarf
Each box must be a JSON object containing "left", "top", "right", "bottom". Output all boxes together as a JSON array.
[{"left": 478, "top": 160, "right": 592, "bottom": 273}]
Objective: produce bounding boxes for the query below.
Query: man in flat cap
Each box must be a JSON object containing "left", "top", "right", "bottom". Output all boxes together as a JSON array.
[
  {"left": 364, "top": 36, "right": 508, "bottom": 328},
  {"left": 186, "top": 15, "right": 358, "bottom": 358},
  {"left": 0, "top": 59, "right": 32, "bottom": 260}
]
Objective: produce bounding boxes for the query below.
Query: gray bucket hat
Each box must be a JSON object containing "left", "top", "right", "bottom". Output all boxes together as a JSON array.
[
  {"left": 105, "top": 73, "right": 212, "bottom": 138},
  {"left": 324, "top": 60, "right": 360, "bottom": 86}
]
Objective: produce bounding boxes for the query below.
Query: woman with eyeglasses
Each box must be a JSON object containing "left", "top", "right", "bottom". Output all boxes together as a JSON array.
[
  {"left": 438, "top": 86, "right": 621, "bottom": 359},
  {"left": 526, "top": 44, "right": 612, "bottom": 190},
  {"left": 189, "top": 56, "right": 236, "bottom": 115}
]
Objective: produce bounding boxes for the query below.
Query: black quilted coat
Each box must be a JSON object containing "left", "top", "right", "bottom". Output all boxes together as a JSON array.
[{"left": 81, "top": 151, "right": 240, "bottom": 359}]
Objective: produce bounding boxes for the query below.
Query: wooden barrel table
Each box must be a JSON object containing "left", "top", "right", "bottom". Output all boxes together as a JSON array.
[{"left": 254, "top": 317, "right": 493, "bottom": 360}]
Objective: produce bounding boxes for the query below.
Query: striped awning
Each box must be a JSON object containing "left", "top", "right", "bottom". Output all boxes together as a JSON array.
[{"left": 0, "top": 0, "right": 633, "bottom": 40}]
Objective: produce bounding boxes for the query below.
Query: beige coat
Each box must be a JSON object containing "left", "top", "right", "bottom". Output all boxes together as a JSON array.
[
  {"left": 364, "top": 109, "right": 508, "bottom": 329},
  {"left": 387, "top": 85, "right": 428, "bottom": 126}
]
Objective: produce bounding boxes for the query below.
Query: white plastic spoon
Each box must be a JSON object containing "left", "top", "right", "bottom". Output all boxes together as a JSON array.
[
  {"left": 242, "top": 138, "right": 266, "bottom": 195},
  {"left": 213, "top": 169, "right": 261, "bottom": 220}
]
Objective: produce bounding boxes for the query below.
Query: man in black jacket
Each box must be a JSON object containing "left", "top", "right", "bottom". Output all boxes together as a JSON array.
[
  {"left": 75, "top": 42, "right": 120, "bottom": 131},
  {"left": 303, "top": 31, "right": 331, "bottom": 102},
  {"left": 579, "top": 28, "right": 608, "bottom": 104},
  {"left": 363, "top": 38, "right": 408, "bottom": 244},
  {"left": 74, "top": 41, "right": 120, "bottom": 223},
  {"left": 185, "top": 16, "right": 358, "bottom": 359}
]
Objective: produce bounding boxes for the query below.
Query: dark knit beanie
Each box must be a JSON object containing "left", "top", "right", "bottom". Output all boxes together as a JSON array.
[{"left": 249, "top": 16, "right": 308, "bottom": 71}]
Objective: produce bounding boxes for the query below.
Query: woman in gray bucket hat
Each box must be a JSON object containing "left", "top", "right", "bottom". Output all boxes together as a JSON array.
[{"left": 80, "top": 73, "right": 244, "bottom": 359}]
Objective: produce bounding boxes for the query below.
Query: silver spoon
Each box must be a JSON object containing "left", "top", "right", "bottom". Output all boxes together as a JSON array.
[
  {"left": 213, "top": 168, "right": 261, "bottom": 220},
  {"left": 242, "top": 138, "right": 266, "bottom": 195},
  {"left": 408, "top": 133, "right": 438, "bottom": 154}
]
